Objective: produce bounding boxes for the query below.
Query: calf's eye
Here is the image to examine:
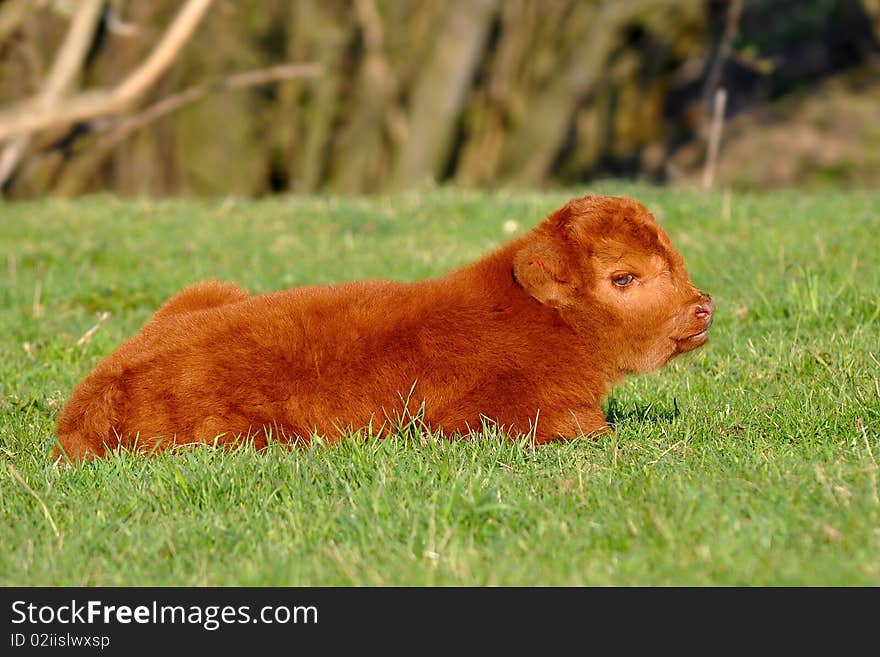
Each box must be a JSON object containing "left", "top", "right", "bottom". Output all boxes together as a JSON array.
[{"left": 612, "top": 273, "right": 635, "bottom": 287}]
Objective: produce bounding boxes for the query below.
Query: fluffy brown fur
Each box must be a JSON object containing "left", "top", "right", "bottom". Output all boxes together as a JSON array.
[{"left": 54, "top": 195, "right": 714, "bottom": 460}]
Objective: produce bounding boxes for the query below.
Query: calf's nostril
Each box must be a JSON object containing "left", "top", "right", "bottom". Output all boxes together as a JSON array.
[{"left": 695, "top": 298, "right": 715, "bottom": 319}]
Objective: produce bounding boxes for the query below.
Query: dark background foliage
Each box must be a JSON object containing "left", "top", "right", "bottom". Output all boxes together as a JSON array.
[{"left": 1, "top": 0, "right": 877, "bottom": 198}]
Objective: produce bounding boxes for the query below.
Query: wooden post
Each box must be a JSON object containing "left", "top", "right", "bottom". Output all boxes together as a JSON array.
[{"left": 702, "top": 87, "right": 727, "bottom": 190}]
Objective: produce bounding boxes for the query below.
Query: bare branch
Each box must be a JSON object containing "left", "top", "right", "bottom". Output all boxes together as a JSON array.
[
  {"left": 0, "top": 0, "right": 102, "bottom": 190},
  {"left": 701, "top": 87, "right": 728, "bottom": 189},
  {"left": 100, "top": 63, "right": 323, "bottom": 152},
  {"left": 112, "top": 0, "right": 213, "bottom": 106},
  {"left": 0, "top": 136, "right": 28, "bottom": 188},
  {"left": 0, "top": 0, "right": 215, "bottom": 143},
  {"left": 41, "top": 0, "right": 104, "bottom": 102},
  {"left": 53, "top": 62, "right": 322, "bottom": 195},
  {"left": 702, "top": 0, "right": 743, "bottom": 108}
]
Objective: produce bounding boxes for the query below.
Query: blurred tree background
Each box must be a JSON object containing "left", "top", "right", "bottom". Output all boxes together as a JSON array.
[{"left": 0, "top": 0, "right": 877, "bottom": 199}]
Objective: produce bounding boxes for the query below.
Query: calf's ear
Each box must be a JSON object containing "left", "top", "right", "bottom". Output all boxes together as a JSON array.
[{"left": 513, "top": 233, "right": 572, "bottom": 307}]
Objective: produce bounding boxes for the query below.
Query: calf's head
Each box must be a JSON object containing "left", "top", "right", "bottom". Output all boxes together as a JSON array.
[{"left": 514, "top": 195, "right": 714, "bottom": 374}]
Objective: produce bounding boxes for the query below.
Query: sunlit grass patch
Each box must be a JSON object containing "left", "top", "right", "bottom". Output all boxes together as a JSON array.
[{"left": 1, "top": 185, "right": 878, "bottom": 585}]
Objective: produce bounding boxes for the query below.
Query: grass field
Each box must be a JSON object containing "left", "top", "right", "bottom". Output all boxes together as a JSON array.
[{"left": 1, "top": 185, "right": 878, "bottom": 586}]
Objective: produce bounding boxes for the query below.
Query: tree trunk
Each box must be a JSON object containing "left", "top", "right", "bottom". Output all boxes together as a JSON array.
[
  {"left": 388, "top": 0, "right": 499, "bottom": 191},
  {"left": 286, "top": 0, "right": 353, "bottom": 194}
]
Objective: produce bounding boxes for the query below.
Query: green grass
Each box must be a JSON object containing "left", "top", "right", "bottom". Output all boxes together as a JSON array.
[{"left": 1, "top": 185, "right": 878, "bottom": 585}]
